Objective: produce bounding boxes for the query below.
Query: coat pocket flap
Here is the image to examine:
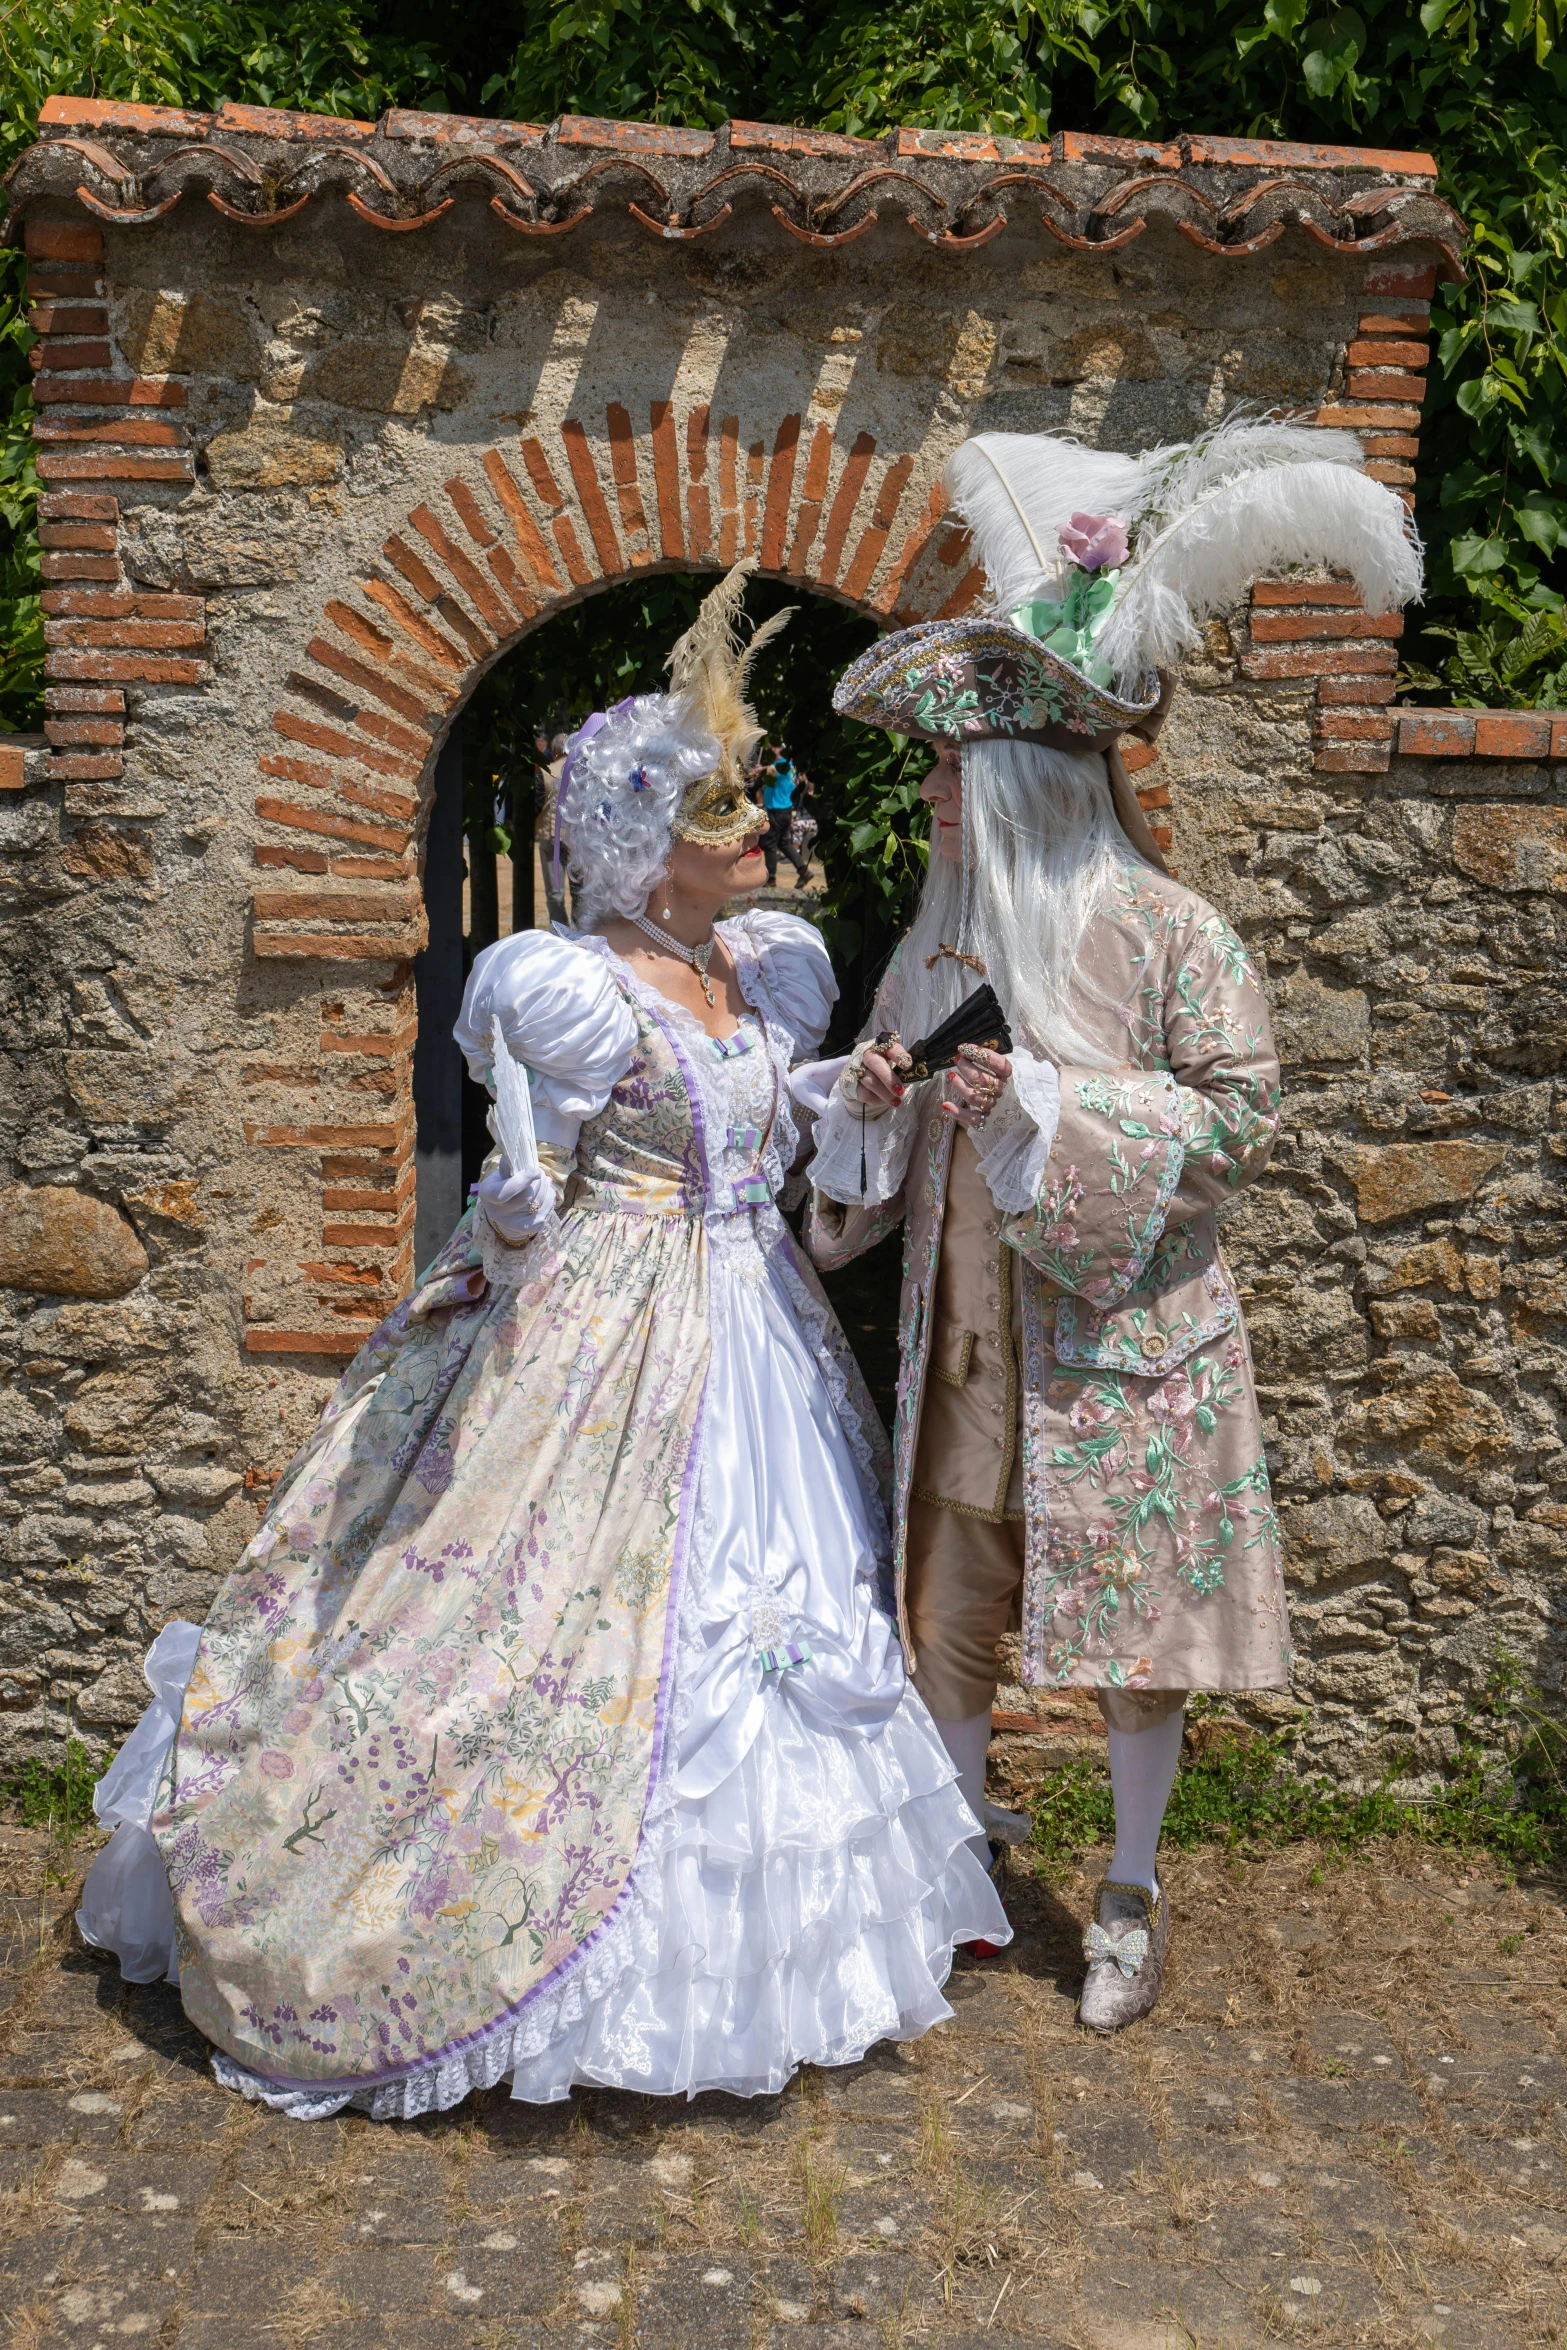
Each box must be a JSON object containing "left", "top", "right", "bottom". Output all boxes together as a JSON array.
[
  {"left": 929, "top": 1317, "right": 975, "bottom": 1387},
  {"left": 1053, "top": 1264, "right": 1238, "bottom": 1376}
]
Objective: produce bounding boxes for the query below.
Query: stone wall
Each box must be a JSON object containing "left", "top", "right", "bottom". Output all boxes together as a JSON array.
[{"left": 2, "top": 96, "right": 1557, "bottom": 1784}]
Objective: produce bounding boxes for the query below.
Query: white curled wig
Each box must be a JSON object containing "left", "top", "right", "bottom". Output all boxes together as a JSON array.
[
  {"left": 556, "top": 694, "right": 719, "bottom": 927},
  {"left": 895, "top": 738, "right": 1145, "bottom": 1062}
]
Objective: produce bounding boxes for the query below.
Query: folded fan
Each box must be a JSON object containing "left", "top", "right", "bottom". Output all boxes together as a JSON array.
[{"left": 904, "top": 984, "right": 1013, "bottom": 1079}]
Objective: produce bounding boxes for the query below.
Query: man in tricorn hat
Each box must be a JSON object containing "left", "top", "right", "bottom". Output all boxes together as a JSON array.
[{"left": 799, "top": 415, "right": 1422, "bottom": 2027}]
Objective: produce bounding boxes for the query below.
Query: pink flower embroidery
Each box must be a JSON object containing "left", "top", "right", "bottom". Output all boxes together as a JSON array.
[{"left": 1057, "top": 512, "right": 1129, "bottom": 572}]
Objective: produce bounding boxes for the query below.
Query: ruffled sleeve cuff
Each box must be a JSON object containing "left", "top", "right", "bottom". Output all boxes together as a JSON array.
[
  {"left": 808, "top": 1083, "right": 919, "bottom": 1207},
  {"left": 974, "top": 1049, "right": 1061, "bottom": 1214}
]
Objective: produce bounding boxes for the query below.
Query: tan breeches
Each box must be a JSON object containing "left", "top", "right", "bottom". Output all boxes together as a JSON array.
[{"left": 904, "top": 1495, "right": 1187, "bottom": 1732}]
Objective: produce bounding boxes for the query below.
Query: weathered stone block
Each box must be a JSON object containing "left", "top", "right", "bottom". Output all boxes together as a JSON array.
[
  {"left": 1332, "top": 1140, "right": 1509, "bottom": 1224},
  {"left": 1452, "top": 802, "right": 1567, "bottom": 893},
  {"left": 0, "top": 1185, "right": 147, "bottom": 1299},
  {"left": 1339, "top": 1369, "right": 1510, "bottom": 1467},
  {"left": 1281, "top": 1492, "right": 1389, "bottom": 1585},
  {"left": 116, "top": 288, "right": 263, "bottom": 378},
  {"left": 1274, "top": 972, "right": 1370, "bottom": 1067},
  {"left": 203, "top": 409, "right": 343, "bottom": 489}
]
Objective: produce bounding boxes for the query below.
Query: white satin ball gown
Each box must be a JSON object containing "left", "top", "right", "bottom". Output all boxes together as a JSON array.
[{"left": 78, "top": 910, "right": 1007, "bottom": 2118}]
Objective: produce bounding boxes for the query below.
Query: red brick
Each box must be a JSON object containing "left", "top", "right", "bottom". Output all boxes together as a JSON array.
[
  {"left": 1364, "top": 462, "right": 1416, "bottom": 485},
  {"left": 243, "top": 1328, "right": 369, "bottom": 1357},
  {"left": 1252, "top": 611, "right": 1403, "bottom": 643},
  {"left": 256, "top": 798, "right": 410, "bottom": 853},
  {"left": 1317, "top": 675, "right": 1397, "bottom": 705},
  {"left": 46, "top": 651, "right": 206, "bottom": 683},
  {"left": 1239, "top": 645, "right": 1398, "bottom": 679},
  {"left": 716, "top": 414, "right": 741, "bottom": 568},
  {"left": 306, "top": 638, "right": 437, "bottom": 727},
  {"left": 40, "top": 552, "right": 122, "bottom": 581},
  {"left": 874, "top": 482, "right": 946, "bottom": 617},
  {"left": 1552, "top": 717, "right": 1567, "bottom": 759},
  {"left": 1313, "top": 710, "right": 1395, "bottom": 742},
  {"left": 24, "top": 220, "right": 104, "bottom": 263},
  {"left": 1135, "top": 780, "right": 1172, "bottom": 810},
  {"left": 254, "top": 930, "right": 421, "bottom": 961},
  {"left": 841, "top": 456, "right": 916, "bottom": 602},
  {"left": 40, "top": 523, "right": 116, "bottom": 551},
  {"left": 1395, "top": 710, "right": 1475, "bottom": 755},
  {"left": 359, "top": 579, "right": 469, "bottom": 672},
  {"left": 408, "top": 503, "right": 513, "bottom": 634},
  {"left": 1474, "top": 711, "right": 1552, "bottom": 759},
  {"left": 45, "top": 620, "right": 205, "bottom": 649},
  {"left": 1252, "top": 581, "right": 1364, "bottom": 606},
  {"left": 786, "top": 424, "right": 834, "bottom": 577},
  {"left": 1314, "top": 402, "right": 1423, "bottom": 430},
  {"left": 40, "top": 93, "right": 210, "bottom": 134},
  {"left": 1347, "top": 370, "right": 1428, "bottom": 403},
  {"left": 1360, "top": 434, "right": 1421, "bottom": 458},
  {"left": 258, "top": 750, "right": 334, "bottom": 790},
  {"left": 26, "top": 269, "right": 103, "bottom": 299},
  {"left": 605, "top": 403, "right": 651, "bottom": 565},
  {"left": 255, "top": 844, "right": 330, "bottom": 874},
  {"left": 36, "top": 451, "right": 193, "bottom": 483},
  {"left": 561, "top": 419, "right": 623, "bottom": 577},
  {"left": 480, "top": 451, "right": 563, "bottom": 594},
  {"left": 935, "top": 565, "right": 986, "bottom": 620},
  {"left": 1347, "top": 339, "right": 1428, "bottom": 369},
  {"left": 30, "top": 341, "right": 112, "bottom": 374},
  {"left": 38, "top": 492, "right": 117, "bottom": 522},
  {"left": 341, "top": 777, "right": 418, "bottom": 822},
  {"left": 27, "top": 304, "right": 106, "bottom": 335},
  {"left": 36, "top": 417, "right": 183, "bottom": 451},
  {"left": 649, "top": 400, "right": 685, "bottom": 563},
  {"left": 253, "top": 884, "right": 418, "bottom": 923},
  {"left": 329, "top": 853, "right": 413, "bottom": 880},
  {"left": 819, "top": 433, "right": 877, "bottom": 587},
  {"left": 685, "top": 405, "right": 712, "bottom": 563},
  {"left": 1362, "top": 262, "right": 1437, "bottom": 297},
  {"left": 1120, "top": 738, "right": 1160, "bottom": 774},
  {"left": 33, "top": 375, "right": 187, "bottom": 410},
  {"left": 45, "top": 685, "right": 125, "bottom": 714},
  {"left": 286, "top": 674, "right": 427, "bottom": 758},
  {"left": 214, "top": 98, "right": 375, "bottom": 138},
  {"left": 41, "top": 589, "right": 202, "bottom": 619},
  {"left": 444, "top": 478, "right": 496, "bottom": 551},
  {"left": 484, "top": 541, "right": 538, "bottom": 621},
  {"left": 760, "top": 413, "right": 802, "bottom": 573},
  {"left": 272, "top": 710, "right": 420, "bottom": 780},
  {"left": 1358, "top": 310, "right": 1430, "bottom": 335},
  {"left": 1314, "top": 742, "right": 1392, "bottom": 772},
  {"left": 45, "top": 716, "right": 123, "bottom": 747},
  {"left": 44, "top": 750, "right": 123, "bottom": 780}
]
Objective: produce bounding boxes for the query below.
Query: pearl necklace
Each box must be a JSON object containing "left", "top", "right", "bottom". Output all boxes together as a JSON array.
[{"left": 629, "top": 911, "right": 719, "bottom": 1007}]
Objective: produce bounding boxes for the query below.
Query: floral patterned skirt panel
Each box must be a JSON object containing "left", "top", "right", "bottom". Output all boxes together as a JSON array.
[{"left": 153, "top": 1207, "right": 710, "bottom": 2091}]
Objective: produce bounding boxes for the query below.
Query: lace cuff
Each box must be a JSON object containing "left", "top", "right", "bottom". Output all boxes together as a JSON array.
[
  {"left": 476, "top": 1200, "right": 560, "bottom": 1289},
  {"left": 808, "top": 1087, "right": 918, "bottom": 1208},
  {"left": 974, "top": 1050, "right": 1061, "bottom": 1215}
]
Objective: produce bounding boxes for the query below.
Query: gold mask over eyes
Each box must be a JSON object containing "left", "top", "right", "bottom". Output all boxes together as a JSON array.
[{"left": 665, "top": 561, "right": 794, "bottom": 849}]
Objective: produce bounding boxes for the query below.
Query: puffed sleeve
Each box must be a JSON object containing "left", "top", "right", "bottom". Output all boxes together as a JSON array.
[
  {"left": 455, "top": 932, "right": 637, "bottom": 1147},
  {"left": 739, "top": 909, "right": 838, "bottom": 1056}
]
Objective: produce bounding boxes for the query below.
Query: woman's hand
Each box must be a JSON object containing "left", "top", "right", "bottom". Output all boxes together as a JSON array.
[
  {"left": 856, "top": 1039, "right": 913, "bottom": 1110},
  {"left": 943, "top": 1046, "right": 1012, "bottom": 1131}
]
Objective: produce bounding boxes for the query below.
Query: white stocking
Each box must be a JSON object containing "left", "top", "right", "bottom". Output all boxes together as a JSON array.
[
  {"left": 1105, "top": 1705, "right": 1185, "bottom": 1898},
  {"left": 932, "top": 1712, "right": 993, "bottom": 1866}
]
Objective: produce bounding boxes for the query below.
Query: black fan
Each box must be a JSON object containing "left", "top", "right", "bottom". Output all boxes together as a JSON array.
[{"left": 903, "top": 983, "right": 1013, "bottom": 1079}]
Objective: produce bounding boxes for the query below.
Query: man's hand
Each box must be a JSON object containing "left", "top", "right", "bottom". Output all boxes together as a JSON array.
[
  {"left": 856, "top": 1040, "right": 913, "bottom": 1109},
  {"left": 943, "top": 1046, "right": 1011, "bottom": 1131}
]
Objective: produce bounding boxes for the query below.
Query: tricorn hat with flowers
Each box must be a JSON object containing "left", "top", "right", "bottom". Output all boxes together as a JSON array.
[{"left": 833, "top": 412, "right": 1423, "bottom": 764}]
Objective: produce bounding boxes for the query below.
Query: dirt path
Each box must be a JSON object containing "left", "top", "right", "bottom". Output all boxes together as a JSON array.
[{"left": 1, "top": 1827, "right": 1562, "bottom": 2349}]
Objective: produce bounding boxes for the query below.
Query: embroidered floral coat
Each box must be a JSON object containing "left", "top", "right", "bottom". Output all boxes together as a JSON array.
[{"left": 805, "top": 858, "right": 1292, "bottom": 1696}]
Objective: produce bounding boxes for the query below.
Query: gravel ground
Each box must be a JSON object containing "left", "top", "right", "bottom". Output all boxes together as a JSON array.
[{"left": 1, "top": 1823, "right": 1563, "bottom": 2350}]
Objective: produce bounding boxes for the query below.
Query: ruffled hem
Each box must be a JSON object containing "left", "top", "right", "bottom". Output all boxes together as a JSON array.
[{"left": 209, "top": 1692, "right": 1003, "bottom": 2119}]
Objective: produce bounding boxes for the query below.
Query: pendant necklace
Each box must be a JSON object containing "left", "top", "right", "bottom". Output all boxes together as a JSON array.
[{"left": 629, "top": 911, "right": 718, "bottom": 1008}]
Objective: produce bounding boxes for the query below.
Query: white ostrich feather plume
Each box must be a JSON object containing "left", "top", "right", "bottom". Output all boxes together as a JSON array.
[
  {"left": 942, "top": 413, "right": 1423, "bottom": 691},
  {"left": 943, "top": 433, "right": 1146, "bottom": 608}
]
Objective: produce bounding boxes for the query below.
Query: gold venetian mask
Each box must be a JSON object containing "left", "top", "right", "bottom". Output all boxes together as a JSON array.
[{"left": 672, "top": 756, "right": 763, "bottom": 849}]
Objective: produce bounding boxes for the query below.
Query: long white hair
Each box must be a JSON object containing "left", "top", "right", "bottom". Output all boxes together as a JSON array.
[{"left": 894, "top": 740, "right": 1142, "bottom": 1061}]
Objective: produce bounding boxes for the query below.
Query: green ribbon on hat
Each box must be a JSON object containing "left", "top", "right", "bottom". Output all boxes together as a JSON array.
[{"left": 1007, "top": 565, "right": 1118, "bottom": 688}]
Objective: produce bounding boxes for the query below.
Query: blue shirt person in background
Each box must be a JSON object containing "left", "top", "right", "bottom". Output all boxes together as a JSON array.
[{"left": 755, "top": 742, "right": 811, "bottom": 887}]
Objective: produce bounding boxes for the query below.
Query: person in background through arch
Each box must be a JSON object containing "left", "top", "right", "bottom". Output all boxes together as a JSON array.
[
  {"left": 535, "top": 730, "right": 572, "bottom": 929},
  {"left": 759, "top": 739, "right": 811, "bottom": 889},
  {"left": 76, "top": 559, "right": 1006, "bottom": 2124},
  {"left": 797, "top": 412, "right": 1423, "bottom": 2031}
]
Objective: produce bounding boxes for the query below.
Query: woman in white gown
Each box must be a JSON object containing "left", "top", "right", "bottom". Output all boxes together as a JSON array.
[{"left": 78, "top": 567, "right": 1007, "bottom": 2119}]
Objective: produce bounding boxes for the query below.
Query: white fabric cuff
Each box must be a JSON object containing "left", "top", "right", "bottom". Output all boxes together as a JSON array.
[
  {"left": 974, "top": 1050, "right": 1061, "bottom": 1214},
  {"left": 808, "top": 1089, "right": 917, "bottom": 1208}
]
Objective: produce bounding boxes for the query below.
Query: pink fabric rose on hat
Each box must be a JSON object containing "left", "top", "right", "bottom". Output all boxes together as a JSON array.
[{"left": 1057, "top": 512, "right": 1129, "bottom": 571}]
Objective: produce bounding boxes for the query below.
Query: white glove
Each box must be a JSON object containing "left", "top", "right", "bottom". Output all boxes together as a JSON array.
[{"left": 474, "top": 1160, "right": 555, "bottom": 1244}]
